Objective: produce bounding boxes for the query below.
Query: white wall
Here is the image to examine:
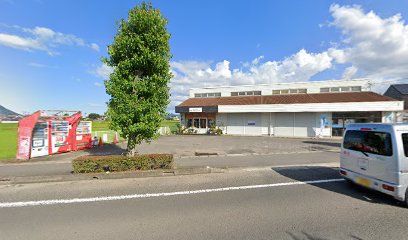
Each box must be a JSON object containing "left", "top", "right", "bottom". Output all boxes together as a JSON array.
[
  {"left": 218, "top": 101, "right": 404, "bottom": 113},
  {"left": 189, "top": 78, "right": 371, "bottom": 97},
  {"left": 261, "top": 113, "right": 269, "bottom": 135}
]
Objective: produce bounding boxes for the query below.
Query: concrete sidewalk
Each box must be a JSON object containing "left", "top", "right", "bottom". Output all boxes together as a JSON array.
[{"left": 0, "top": 151, "right": 340, "bottom": 182}]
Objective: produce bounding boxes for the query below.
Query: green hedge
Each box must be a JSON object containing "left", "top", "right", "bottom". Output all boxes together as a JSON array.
[{"left": 72, "top": 154, "right": 173, "bottom": 173}]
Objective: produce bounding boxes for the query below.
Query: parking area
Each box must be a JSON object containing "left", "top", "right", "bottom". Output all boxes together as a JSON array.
[{"left": 136, "top": 135, "right": 341, "bottom": 157}]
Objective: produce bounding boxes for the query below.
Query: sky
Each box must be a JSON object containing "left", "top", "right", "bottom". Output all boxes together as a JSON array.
[{"left": 1, "top": 0, "right": 408, "bottom": 115}]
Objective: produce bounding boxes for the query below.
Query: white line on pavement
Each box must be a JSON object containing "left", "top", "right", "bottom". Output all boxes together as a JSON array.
[{"left": 0, "top": 178, "right": 344, "bottom": 208}]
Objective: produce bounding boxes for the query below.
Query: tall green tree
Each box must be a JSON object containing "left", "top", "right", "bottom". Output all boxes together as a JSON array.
[{"left": 103, "top": 2, "right": 172, "bottom": 156}]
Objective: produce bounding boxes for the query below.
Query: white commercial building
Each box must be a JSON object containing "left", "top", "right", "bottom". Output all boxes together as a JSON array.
[{"left": 175, "top": 79, "right": 404, "bottom": 137}]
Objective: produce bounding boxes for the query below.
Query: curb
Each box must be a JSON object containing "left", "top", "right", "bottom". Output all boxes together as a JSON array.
[
  {"left": 0, "top": 167, "right": 227, "bottom": 185},
  {"left": 177, "top": 149, "right": 340, "bottom": 158}
]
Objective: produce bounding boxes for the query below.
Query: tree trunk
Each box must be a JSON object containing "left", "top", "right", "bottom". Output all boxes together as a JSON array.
[{"left": 126, "top": 140, "right": 137, "bottom": 157}]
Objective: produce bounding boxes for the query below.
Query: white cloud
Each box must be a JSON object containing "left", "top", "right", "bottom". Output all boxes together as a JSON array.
[
  {"left": 28, "top": 62, "right": 47, "bottom": 68},
  {"left": 342, "top": 66, "right": 358, "bottom": 79},
  {"left": 168, "top": 4, "right": 408, "bottom": 112},
  {"left": 329, "top": 4, "right": 408, "bottom": 78},
  {"left": 0, "top": 33, "right": 44, "bottom": 51},
  {"left": 0, "top": 25, "right": 99, "bottom": 55},
  {"left": 94, "top": 82, "right": 103, "bottom": 87},
  {"left": 27, "top": 61, "right": 57, "bottom": 69},
  {"left": 93, "top": 63, "right": 114, "bottom": 79},
  {"left": 90, "top": 43, "right": 100, "bottom": 51},
  {"left": 169, "top": 49, "right": 334, "bottom": 111}
]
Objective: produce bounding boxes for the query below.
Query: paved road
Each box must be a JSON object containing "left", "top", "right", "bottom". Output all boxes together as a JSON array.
[
  {"left": 0, "top": 151, "right": 339, "bottom": 178},
  {"left": 0, "top": 164, "right": 407, "bottom": 240}
]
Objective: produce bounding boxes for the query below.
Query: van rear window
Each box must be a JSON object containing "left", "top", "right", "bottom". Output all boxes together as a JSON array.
[
  {"left": 402, "top": 134, "right": 408, "bottom": 157},
  {"left": 343, "top": 130, "right": 392, "bottom": 156}
]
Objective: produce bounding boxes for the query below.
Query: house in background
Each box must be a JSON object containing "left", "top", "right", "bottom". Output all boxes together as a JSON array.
[
  {"left": 176, "top": 79, "right": 404, "bottom": 137},
  {"left": 384, "top": 84, "right": 408, "bottom": 123},
  {"left": 384, "top": 84, "right": 408, "bottom": 109}
]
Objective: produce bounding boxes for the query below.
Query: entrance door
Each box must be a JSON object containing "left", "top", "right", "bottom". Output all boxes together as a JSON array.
[{"left": 193, "top": 117, "right": 208, "bottom": 134}]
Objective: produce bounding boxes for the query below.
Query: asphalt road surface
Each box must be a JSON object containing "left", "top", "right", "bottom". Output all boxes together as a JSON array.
[{"left": 1, "top": 163, "right": 407, "bottom": 240}]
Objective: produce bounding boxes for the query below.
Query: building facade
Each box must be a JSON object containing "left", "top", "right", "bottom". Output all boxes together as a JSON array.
[{"left": 175, "top": 79, "right": 404, "bottom": 137}]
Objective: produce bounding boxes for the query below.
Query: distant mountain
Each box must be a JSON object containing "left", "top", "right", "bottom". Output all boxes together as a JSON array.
[{"left": 0, "top": 105, "right": 20, "bottom": 116}]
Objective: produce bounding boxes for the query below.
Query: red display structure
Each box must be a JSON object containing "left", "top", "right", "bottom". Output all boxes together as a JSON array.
[{"left": 16, "top": 110, "right": 93, "bottom": 160}]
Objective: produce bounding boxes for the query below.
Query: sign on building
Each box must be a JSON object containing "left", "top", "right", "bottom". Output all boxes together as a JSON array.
[{"left": 189, "top": 107, "right": 202, "bottom": 112}]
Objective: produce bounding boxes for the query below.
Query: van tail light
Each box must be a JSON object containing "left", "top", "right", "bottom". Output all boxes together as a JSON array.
[
  {"left": 340, "top": 170, "right": 347, "bottom": 176},
  {"left": 360, "top": 128, "right": 372, "bottom": 131},
  {"left": 382, "top": 184, "right": 395, "bottom": 192}
]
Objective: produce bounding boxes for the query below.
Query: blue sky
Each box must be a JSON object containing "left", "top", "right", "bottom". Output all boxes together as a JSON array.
[{"left": 1, "top": 0, "right": 408, "bottom": 114}]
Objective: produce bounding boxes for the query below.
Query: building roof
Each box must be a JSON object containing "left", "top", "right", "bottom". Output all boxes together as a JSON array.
[
  {"left": 177, "top": 92, "right": 396, "bottom": 107},
  {"left": 390, "top": 84, "right": 408, "bottom": 95}
]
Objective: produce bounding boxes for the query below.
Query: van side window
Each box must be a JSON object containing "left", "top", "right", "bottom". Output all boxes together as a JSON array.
[
  {"left": 344, "top": 130, "right": 393, "bottom": 156},
  {"left": 402, "top": 134, "right": 408, "bottom": 157}
]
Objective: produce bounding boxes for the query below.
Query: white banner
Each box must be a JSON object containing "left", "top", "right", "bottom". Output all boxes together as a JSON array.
[{"left": 189, "top": 107, "right": 202, "bottom": 112}]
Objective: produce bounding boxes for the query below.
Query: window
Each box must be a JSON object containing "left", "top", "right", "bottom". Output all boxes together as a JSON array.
[
  {"left": 200, "top": 119, "right": 207, "bottom": 128},
  {"left": 190, "top": 118, "right": 207, "bottom": 128},
  {"left": 351, "top": 86, "right": 362, "bottom": 92},
  {"left": 331, "top": 87, "right": 340, "bottom": 92},
  {"left": 274, "top": 89, "right": 308, "bottom": 94},
  {"left": 321, "top": 86, "right": 362, "bottom": 93},
  {"left": 194, "top": 92, "right": 221, "bottom": 98},
  {"left": 344, "top": 130, "right": 393, "bottom": 156},
  {"left": 193, "top": 119, "right": 200, "bottom": 128},
  {"left": 320, "top": 88, "right": 330, "bottom": 93},
  {"left": 187, "top": 119, "right": 193, "bottom": 128},
  {"left": 402, "top": 134, "right": 408, "bottom": 157},
  {"left": 231, "top": 91, "right": 262, "bottom": 96},
  {"left": 298, "top": 89, "right": 307, "bottom": 93}
]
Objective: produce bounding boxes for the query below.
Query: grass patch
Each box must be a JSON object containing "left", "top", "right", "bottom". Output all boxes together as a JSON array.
[
  {"left": 0, "top": 123, "right": 18, "bottom": 160},
  {"left": 92, "top": 121, "right": 110, "bottom": 131},
  {"left": 161, "top": 120, "right": 179, "bottom": 133},
  {"left": 72, "top": 154, "right": 173, "bottom": 173}
]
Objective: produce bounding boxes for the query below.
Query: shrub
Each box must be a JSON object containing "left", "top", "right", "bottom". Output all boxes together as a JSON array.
[{"left": 72, "top": 154, "right": 173, "bottom": 173}]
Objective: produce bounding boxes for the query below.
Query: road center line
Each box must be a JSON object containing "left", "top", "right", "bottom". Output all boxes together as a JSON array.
[{"left": 0, "top": 178, "right": 344, "bottom": 208}]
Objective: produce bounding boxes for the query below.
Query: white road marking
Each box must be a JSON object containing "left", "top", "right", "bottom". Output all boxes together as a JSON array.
[{"left": 0, "top": 178, "right": 344, "bottom": 208}]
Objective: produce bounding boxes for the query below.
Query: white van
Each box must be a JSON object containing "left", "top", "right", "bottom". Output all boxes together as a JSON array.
[{"left": 340, "top": 123, "right": 408, "bottom": 206}]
